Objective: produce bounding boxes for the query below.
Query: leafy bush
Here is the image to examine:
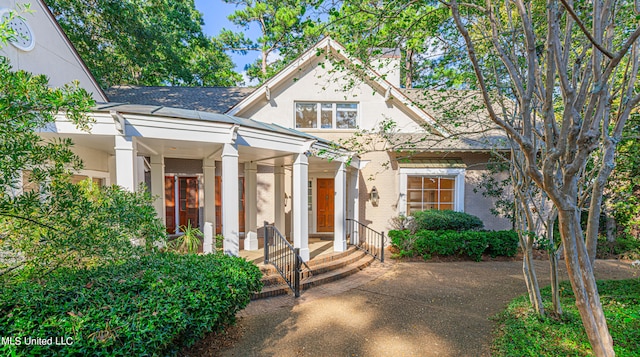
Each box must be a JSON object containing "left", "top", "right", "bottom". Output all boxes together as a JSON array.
[
  {"left": 389, "top": 230, "right": 417, "bottom": 258},
  {"left": 486, "top": 230, "right": 520, "bottom": 257},
  {"left": 597, "top": 235, "right": 640, "bottom": 259},
  {"left": 390, "top": 229, "right": 519, "bottom": 261},
  {"left": 0, "top": 252, "right": 262, "bottom": 356},
  {"left": 1, "top": 180, "right": 166, "bottom": 279},
  {"left": 411, "top": 210, "right": 484, "bottom": 232}
]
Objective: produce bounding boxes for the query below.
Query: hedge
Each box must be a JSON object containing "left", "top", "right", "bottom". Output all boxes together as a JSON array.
[
  {"left": 0, "top": 252, "right": 262, "bottom": 356},
  {"left": 389, "top": 229, "right": 519, "bottom": 261},
  {"left": 411, "top": 210, "right": 484, "bottom": 232}
]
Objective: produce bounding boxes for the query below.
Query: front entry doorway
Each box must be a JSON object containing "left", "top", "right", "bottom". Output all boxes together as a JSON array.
[
  {"left": 317, "top": 178, "right": 335, "bottom": 232},
  {"left": 165, "top": 176, "right": 199, "bottom": 234}
]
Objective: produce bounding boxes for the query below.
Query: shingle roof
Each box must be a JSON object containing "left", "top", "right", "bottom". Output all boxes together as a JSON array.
[
  {"left": 104, "top": 86, "right": 255, "bottom": 113},
  {"left": 397, "top": 89, "right": 510, "bottom": 151}
]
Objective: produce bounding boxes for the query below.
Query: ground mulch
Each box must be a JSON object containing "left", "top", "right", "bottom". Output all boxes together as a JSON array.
[{"left": 182, "top": 254, "right": 638, "bottom": 357}]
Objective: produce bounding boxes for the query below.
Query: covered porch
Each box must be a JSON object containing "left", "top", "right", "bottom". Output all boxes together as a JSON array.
[{"left": 46, "top": 103, "right": 362, "bottom": 262}]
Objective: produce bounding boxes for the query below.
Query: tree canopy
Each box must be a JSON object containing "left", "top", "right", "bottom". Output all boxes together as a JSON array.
[
  {"left": 45, "top": 0, "right": 242, "bottom": 88},
  {"left": 326, "top": 0, "right": 639, "bottom": 355},
  {"left": 219, "top": 0, "right": 324, "bottom": 83}
]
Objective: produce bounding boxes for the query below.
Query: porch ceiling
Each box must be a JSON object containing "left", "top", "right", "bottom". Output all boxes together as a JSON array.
[{"left": 40, "top": 133, "right": 115, "bottom": 154}]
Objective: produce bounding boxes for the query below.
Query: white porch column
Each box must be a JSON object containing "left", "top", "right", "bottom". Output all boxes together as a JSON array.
[
  {"left": 203, "top": 158, "right": 216, "bottom": 227},
  {"left": 334, "top": 162, "right": 347, "bottom": 252},
  {"left": 349, "top": 167, "right": 360, "bottom": 245},
  {"left": 274, "top": 164, "right": 286, "bottom": 232},
  {"left": 114, "top": 135, "right": 136, "bottom": 191},
  {"left": 244, "top": 162, "right": 259, "bottom": 250},
  {"left": 221, "top": 143, "right": 240, "bottom": 256},
  {"left": 292, "top": 153, "right": 310, "bottom": 262},
  {"left": 150, "top": 155, "right": 165, "bottom": 223}
]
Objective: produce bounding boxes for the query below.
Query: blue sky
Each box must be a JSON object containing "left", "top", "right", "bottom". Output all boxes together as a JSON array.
[{"left": 194, "top": 0, "right": 260, "bottom": 72}]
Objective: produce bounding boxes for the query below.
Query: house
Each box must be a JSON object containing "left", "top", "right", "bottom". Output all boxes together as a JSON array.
[{"left": 1, "top": 0, "right": 511, "bottom": 262}]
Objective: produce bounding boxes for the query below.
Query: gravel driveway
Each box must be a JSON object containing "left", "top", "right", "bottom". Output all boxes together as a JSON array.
[{"left": 184, "top": 258, "right": 637, "bottom": 357}]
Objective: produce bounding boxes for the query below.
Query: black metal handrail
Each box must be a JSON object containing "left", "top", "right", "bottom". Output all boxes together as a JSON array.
[
  {"left": 263, "top": 222, "right": 310, "bottom": 297},
  {"left": 346, "top": 218, "right": 385, "bottom": 262}
]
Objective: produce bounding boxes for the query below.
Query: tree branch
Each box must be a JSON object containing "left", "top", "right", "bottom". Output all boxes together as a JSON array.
[{"left": 558, "top": 0, "right": 614, "bottom": 59}]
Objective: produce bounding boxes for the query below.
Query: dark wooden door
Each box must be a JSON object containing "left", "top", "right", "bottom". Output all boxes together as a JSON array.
[
  {"left": 178, "top": 177, "right": 199, "bottom": 229},
  {"left": 317, "top": 178, "right": 334, "bottom": 232}
]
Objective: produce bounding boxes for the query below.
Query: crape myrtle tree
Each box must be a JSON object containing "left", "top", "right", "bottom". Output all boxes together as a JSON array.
[
  {"left": 0, "top": 21, "right": 165, "bottom": 280},
  {"left": 330, "top": 0, "right": 639, "bottom": 354},
  {"left": 46, "top": 0, "right": 242, "bottom": 88},
  {"left": 447, "top": 0, "right": 640, "bottom": 355},
  {"left": 328, "top": 0, "right": 561, "bottom": 317}
]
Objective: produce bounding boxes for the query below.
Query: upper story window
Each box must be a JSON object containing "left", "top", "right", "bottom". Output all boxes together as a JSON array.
[{"left": 295, "top": 102, "right": 358, "bottom": 129}]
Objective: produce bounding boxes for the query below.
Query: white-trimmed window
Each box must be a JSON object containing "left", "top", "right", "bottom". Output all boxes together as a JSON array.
[
  {"left": 399, "top": 168, "right": 465, "bottom": 216},
  {"left": 295, "top": 102, "right": 358, "bottom": 129}
]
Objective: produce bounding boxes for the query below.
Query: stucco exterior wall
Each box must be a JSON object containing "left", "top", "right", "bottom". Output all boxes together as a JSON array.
[
  {"left": 0, "top": 0, "right": 106, "bottom": 101},
  {"left": 70, "top": 144, "right": 109, "bottom": 172},
  {"left": 236, "top": 54, "right": 426, "bottom": 134}
]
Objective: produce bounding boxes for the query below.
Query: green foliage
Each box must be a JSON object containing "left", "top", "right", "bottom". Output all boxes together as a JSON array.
[
  {"left": 0, "top": 57, "right": 93, "bottom": 191},
  {"left": 492, "top": 280, "right": 640, "bottom": 356},
  {"left": 220, "top": 0, "right": 324, "bottom": 83},
  {"left": 609, "top": 113, "right": 640, "bottom": 240},
  {"left": 1, "top": 180, "right": 166, "bottom": 280},
  {"left": 46, "top": 0, "right": 241, "bottom": 87},
  {"left": 389, "top": 229, "right": 518, "bottom": 262},
  {"left": 215, "top": 234, "right": 225, "bottom": 250},
  {"left": 597, "top": 236, "right": 640, "bottom": 260},
  {"left": 411, "top": 210, "right": 484, "bottom": 232},
  {"left": 169, "top": 221, "right": 203, "bottom": 254},
  {"left": 0, "top": 252, "right": 263, "bottom": 356},
  {"left": 0, "top": 59, "right": 164, "bottom": 279},
  {"left": 329, "top": 0, "right": 452, "bottom": 88}
]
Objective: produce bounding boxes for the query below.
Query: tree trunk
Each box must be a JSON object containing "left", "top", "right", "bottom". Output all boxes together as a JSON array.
[
  {"left": 547, "top": 214, "right": 562, "bottom": 315},
  {"left": 557, "top": 208, "right": 614, "bottom": 356},
  {"left": 523, "top": 237, "right": 544, "bottom": 315},
  {"left": 604, "top": 207, "right": 616, "bottom": 243},
  {"left": 404, "top": 49, "right": 414, "bottom": 89}
]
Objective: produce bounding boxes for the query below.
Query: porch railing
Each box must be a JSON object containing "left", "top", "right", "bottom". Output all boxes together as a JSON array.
[
  {"left": 263, "top": 222, "right": 311, "bottom": 298},
  {"left": 346, "top": 218, "right": 385, "bottom": 263}
]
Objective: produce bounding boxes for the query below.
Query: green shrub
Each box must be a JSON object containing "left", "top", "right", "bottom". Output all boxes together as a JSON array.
[
  {"left": 388, "top": 230, "right": 416, "bottom": 258},
  {"left": 390, "top": 229, "right": 518, "bottom": 261},
  {"left": 597, "top": 235, "right": 640, "bottom": 259},
  {"left": 486, "top": 230, "right": 520, "bottom": 257},
  {"left": 0, "top": 252, "right": 262, "bottom": 356},
  {"left": 412, "top": 210, "right": 484, "bottom": 232}
]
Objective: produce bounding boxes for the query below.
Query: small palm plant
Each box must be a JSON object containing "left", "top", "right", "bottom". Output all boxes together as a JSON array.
[{"left": 169, "top": 221, "right": 202, "bottom": 254}]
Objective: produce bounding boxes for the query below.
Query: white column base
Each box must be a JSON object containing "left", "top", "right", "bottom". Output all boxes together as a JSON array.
[
  {"left": 298, "top": 247, "right": 310, "bottom": 262},
  {"left": 203, "top": 222, "right": 214, "bottom": 254},
  {"left": 244, "top": 231, "right": 259, "bottom": 250}
]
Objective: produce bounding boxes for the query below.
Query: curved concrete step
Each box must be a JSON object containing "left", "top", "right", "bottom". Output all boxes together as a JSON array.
[{"left": 252, "top": 248, "right": 377, "bottom": 300}]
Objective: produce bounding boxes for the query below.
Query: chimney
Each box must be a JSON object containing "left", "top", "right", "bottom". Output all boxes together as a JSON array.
[{"left": 370, "top": 48, "right": 401, "bottom": 88}]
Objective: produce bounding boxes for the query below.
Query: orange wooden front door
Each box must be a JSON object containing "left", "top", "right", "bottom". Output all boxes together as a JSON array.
[
  {"left": 165, "top": 176, "right": 199, "bottom": 234},
  {"left": 215, "top": 176, "right": 245, "bottom": 235},
  {"left": 317, "top": 178, "right": 335, "bottom": 232}
]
